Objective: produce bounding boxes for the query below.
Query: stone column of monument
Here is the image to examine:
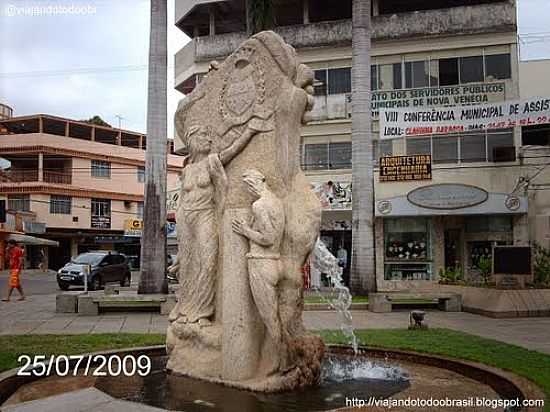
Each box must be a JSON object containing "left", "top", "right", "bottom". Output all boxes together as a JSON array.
[{"left": 168, "top": 31, "right": 324, "bottom": 392}]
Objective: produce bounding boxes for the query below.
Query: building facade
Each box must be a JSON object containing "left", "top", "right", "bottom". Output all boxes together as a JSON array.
[
  {"left": 174, "top": 0, "right": 550, "bottom": 290},
  {"left": 0, "top": 103, "right": 13, "bottom": 121},
  {"left": 0, "top": 115, "right": 182, "bottom": 269}
]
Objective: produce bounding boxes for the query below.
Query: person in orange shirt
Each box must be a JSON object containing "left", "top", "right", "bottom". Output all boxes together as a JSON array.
[{"left": 2, "top": 240, "right": 25, "bottom": 302}]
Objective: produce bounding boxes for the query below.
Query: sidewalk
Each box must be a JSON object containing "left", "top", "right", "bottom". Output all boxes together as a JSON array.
[{"left": 1, "top": 294, "right": 550, "bottom": 355}]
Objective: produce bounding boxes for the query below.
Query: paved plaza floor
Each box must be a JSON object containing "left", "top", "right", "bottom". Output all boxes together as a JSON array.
[{"left": 1, "top": 291, "right": 550, "bottom": 355}]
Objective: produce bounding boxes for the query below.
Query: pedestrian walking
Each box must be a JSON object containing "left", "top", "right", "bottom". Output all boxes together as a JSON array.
[
  {"left": 38, "top": 247, "right": 47, "bottom": 273},
  {"left": 2, "top": 239, "right": 26, "bottom": 301}
]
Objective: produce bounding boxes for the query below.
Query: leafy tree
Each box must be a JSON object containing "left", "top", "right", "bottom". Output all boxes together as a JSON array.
[
  {"left": 82, "top": 115, "right": 111, "bottom": 128},
  {"left": 247, "top": 0, "right": 275, "bottom": 34}
]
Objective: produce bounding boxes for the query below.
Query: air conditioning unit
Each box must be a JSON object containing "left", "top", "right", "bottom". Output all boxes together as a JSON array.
[{"left": 493, "top": 146, "right": 516, "bottom": 162}]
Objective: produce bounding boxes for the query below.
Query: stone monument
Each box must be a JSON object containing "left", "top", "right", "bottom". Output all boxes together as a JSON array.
[{"left": 166, "top": 31, "right": 324, "bottom": 392}]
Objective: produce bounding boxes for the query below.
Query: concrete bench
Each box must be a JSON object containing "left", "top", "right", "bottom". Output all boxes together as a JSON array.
[
  {"left": 56, "top": 292, "right": 83, "bottom": 313},
  {"left": 78, "top": 293, "right": 176, "bottom": 316},
  {"left": 368, "top": 292, "right": 462, "bottom": 313}
]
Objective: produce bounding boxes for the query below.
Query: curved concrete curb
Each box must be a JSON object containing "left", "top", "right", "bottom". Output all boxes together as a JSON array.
[
  {"left": 330, "top": 345, "right": 545, "bottom": 412},
  {"left": 0, "top": 345, "right": 545, "bottom": 411}
]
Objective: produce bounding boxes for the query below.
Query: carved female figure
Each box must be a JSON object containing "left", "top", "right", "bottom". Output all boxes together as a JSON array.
[{"left": 169, "top": 121, "right": 269, "bottom": 327}]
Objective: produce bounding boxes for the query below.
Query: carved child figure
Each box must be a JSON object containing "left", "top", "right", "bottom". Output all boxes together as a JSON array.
[{"left": 232, "top": 169, "right": 287, "bottom": 375}]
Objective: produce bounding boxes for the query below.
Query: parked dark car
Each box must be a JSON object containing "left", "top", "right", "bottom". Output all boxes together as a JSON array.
[
  {"left": 57, "top": 251, "right": 131, "bottom": 291},
  {"left": 167, "top": 254, "right": 178, "bottom": 284}
]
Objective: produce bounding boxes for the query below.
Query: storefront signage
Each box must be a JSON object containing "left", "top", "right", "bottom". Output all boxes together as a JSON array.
[
  {"left": 124, "top": 219, "right": 143, "bottom": 237},
  {"left": 380, "top": 96, "right": 550, "bottom": 139},
  {"left": 372, "top": 82, "right": 505, "bottom": 116},
  {"left": 91, "top": 215, "right": 111, "bottom": 229},
  {"left": 123, "top": 218, "right": 177, "bottom": 238},
  {"left": 407, "top": 184, "right": 488, "bottom": 210},
  {"left": 379, "top": 155, "right": 432, "bottom": 182}
]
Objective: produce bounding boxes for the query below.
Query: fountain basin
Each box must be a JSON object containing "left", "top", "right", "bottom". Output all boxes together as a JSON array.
[{"left": 0, "top": 345, "right": 544, "bottom": 412}]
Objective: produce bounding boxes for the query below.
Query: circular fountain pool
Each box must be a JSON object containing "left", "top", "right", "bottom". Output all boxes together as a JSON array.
[{"left": 0, "top": 346, "right": 542, "bottom": 412}]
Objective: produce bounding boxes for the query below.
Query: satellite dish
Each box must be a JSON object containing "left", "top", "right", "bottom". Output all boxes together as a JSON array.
[{"left": 0, "top": 158, "right": 11, "bottom": 170}]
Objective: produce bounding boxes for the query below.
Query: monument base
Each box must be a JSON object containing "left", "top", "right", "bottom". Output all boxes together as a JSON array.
[
  {"left": 166, "top": 331, "right": 324, "bottom": 393},
  {"left": 166, "top": 322, "right": 223, "bottom": 380}
]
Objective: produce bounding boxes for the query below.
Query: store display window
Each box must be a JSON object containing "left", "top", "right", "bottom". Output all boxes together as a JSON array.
[{"left": 384, "top": 218, "right": 432, "bottom": 280}]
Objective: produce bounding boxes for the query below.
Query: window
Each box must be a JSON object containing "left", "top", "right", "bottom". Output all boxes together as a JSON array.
[
  {"left": 50, "top": 195, "right": 72, "bottom": 214},
  {"left": 303, "top": 142, "right": 352, "bottom": 170},
  {"left": 304, "top": 144, "right": 328, "bottom": 170},
  {"left": 384, "top": 218, "right": 432, "bottom": 281},
  {"left": 460, "top": 132, "right": 487, "bottom": 162},
  {"left": 380, "top": 139, "right": 393, "bottom": 157},
  {"left": 406, "top": 129, "right": 514, "bottom": 164},
  {"left": 439, "top": 58, "right": 459, "bottom": 86},
  {"left": 328, "top": 68, "right": 351, "bottom": 95},
  {"left": 91, "top": 198, "right": 110, "bottom": 217},
  {"left": 137, "top": 166, "right": 145, "bottom": 183},
  {"left": 460, "top": 56, "right": 484, "bottom": 84},
  {"left": 522, "top": 125, "right": 550, "bottom": 146},
  {"left": 487, "top": 129, "right": 515, "bottom": 162},
  {"left": 485, "top": 54, "right": 511, "bottom": 80},
  {"left": 137, "top": 202, "right": 144, "bottom": 219},
  {"left": 371, "top": 65, "right": 378, "bottom": 91},
  {"left": 91, "top": 160, "right": 111, "bottom": 178},
  {"left": 466, "top": 216, "right": 513, "bottom": 233},
  {"left": 329, "top": 142, "right": 352, "bottom": 169},
  {"left": 379, "top": 63, "right": 402, "bottom": 90},
  {"left": 91, "top": 198, "right": 111, "bottom": 228},
  {"left": 432, "top": 135, "right": 458, "bottom": 164},
  {"left": 407, "top": 137, "right": 431, "bottom": 156},
  {"left": 374, "top": 139, "right": 394, "bottom": 165},
  {"left": 405, "top": 61, "right": 430, "bottom": 89},
  {"left": 8, "top": 194, "right": 30, "bottom": 212},
  {"left": 314, "top": 70, "right": 327, "bottom": 96}
]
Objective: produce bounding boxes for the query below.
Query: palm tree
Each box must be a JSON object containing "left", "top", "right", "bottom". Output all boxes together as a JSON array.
[
  {"left": 246, "top": 0, "right": 275, "bottom": 34},
  {"left": 350, "top": 0, "right": 376, "bottom": 293},
  {"left": 138, "top": 0, "right": 168, "bottom": 294}
]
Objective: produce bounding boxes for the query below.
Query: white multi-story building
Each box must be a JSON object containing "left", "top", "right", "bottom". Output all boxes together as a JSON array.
[{"left": 174, "top": 0, "right": 549, "bottom": 291}]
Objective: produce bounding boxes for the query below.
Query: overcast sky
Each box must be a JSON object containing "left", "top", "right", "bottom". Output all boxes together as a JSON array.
[{"left": 0, "top": 0, "right": 548, "bottom": 136}]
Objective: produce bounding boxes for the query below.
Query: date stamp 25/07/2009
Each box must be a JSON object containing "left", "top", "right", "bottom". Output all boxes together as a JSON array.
[{"left": 17, "top": 354, "right": 152, "bottom": 377}]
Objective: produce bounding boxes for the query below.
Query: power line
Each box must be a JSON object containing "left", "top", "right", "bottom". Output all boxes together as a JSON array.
[
  {"left": 12, "top": 198, "right": 144, "bottom": 217},
  {"left": 0, "top": 64, "right": 176, "bottom": 79}
]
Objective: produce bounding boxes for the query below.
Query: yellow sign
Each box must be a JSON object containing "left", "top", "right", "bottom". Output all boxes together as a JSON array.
[{"left": 124, "top": 219, "right": 143, "bottom": 237}]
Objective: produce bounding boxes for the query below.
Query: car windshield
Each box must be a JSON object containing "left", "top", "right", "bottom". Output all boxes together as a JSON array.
[{"left": 71, "top": 253, "right": 105, "bottom": 266}]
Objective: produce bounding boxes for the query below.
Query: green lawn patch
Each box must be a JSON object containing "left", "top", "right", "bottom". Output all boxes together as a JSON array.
[
  {"left": 319, "top": 328, "right": 550, "bottom": 412},
  {"left": 304, "top": 295, "right": 369, "bottom": 304},
  {"left": 0, "top": 330, "right": 548, "bottom": 411},
  {"left": 0, "top": 334, "right": 165, "bottom": 373}
]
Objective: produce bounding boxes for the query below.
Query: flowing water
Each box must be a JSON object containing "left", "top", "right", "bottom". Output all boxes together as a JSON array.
[{"left": 310, "top": 238, "right": 359, "bottom": 354}]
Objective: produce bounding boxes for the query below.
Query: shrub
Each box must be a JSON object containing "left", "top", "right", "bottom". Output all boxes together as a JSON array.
[{"left": 534, "top": 243, "right": 550, "bottom": 286}]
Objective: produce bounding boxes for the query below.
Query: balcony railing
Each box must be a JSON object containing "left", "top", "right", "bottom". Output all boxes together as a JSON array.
[
  {"left": 44, "top": 170, "right": 72, "bottom": 184},
  {"left": 2, "top": 169, "right": 72, "bottom": 184},
  {"left": 6, "top": 170, "right": 39, "bottom": 182}
]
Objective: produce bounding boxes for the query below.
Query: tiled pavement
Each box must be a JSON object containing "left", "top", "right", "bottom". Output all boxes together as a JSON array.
[{"left": 1, "top": 294, "right": 550, "bottom": 354}]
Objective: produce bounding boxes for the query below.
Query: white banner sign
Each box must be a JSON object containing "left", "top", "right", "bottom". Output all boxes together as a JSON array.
[{"left": 380, "top": 97, "right": 550, "bottom": 139}]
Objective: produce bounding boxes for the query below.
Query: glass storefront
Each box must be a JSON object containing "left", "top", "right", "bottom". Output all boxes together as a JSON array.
[{"left": 384, "top": 217, "right": 432, "bottom": 280}]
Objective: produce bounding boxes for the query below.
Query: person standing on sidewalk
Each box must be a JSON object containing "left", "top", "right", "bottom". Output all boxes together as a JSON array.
[{"left": 2, "top": 240, "right": 25, "bottom": 301}]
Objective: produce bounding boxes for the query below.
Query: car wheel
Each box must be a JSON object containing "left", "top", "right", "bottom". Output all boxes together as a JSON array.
[
  {"left": 121, "top": 273, "right": 131, "bottom": 287},
  {"left": 58, "top": 282, "right": 69, "bottom": 291},
  {"left": 90, "top": 276, "right": 101, "bottom": 291}
]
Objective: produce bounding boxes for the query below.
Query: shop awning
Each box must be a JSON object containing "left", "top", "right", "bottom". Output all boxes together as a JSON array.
[{"left": 6, "top": 233, "right": 59, "bottom": 247}]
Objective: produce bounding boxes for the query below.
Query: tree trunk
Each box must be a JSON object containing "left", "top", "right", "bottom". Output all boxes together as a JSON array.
[
  {"left": 351, "top": 0, "right": 376, "bottom": 293},
  {"left": 138, "top": 0, "right": 168, "bottom": 294}
]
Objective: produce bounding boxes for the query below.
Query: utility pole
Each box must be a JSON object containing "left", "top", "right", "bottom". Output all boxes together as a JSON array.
[
  {"left": 115, "top": 114, "right": 125, "bottom": 129},
  {"left": 138, "top": 0, "right": 168, "bottom": 294}
]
